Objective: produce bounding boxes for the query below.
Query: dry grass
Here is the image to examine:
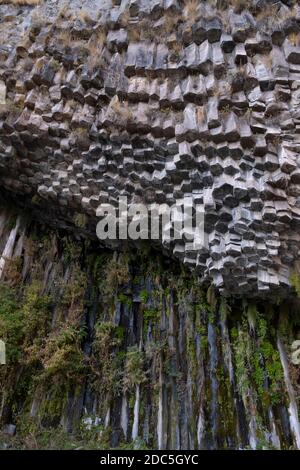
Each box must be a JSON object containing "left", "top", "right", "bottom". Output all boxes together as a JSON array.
[
  {"left": 219, "top": 104, "right": 231, "bottom": 115},
  {"left": 211, "top": 84, "right": 221, "bottom": 98},
  {"left": 0, "top": 81, "right": 5, "bottom": 106},
  {"left": 228, "top": 0, "right": 252, "bottom": 14},
  {"left": 183, "top": 0, "right": 199, "bottom": 22},
  {"left": 110, "top": 96, "right": 132, "bottom": 122},
  {"left": 255, "top": 2, "right": 296, "bottom": 28},
  {"left": 120, "top": 8, "right": 130, "bottom": 28},
  {"left": 210, "top": 80, "right": 231, "bottom": 99},
  {"left": 54, "top": 27, "right": 106, "bottom": 71},
  {"left": 72, "top": 127, "right": 89, "bottom": 137},
  {"left": 71, "top": 127, "right": 90, "bottom": 148},
  {"left": 258, "top": 54, "right": 273, "bottom": 69},
  {"left": 197, "top": 106, "right": 205, "bottom": 122},
  {"left": 128, "top": 12, "right": 182, "bottom": 43},
  {"left": 255, "top": 4, "right": 280, "bottom": 22},
  {"left": 55, "top": 29, "right": 82, "bottom": 52},
  {"left": 0, "top": 0, "right": 42, "bottom": 5},
  {"left": 128, "top": 18, "right": 154, "bottom": 42},
  {"left": 122, "top": 8, "right": 182, "bottom": 43},
  {"left": 86, "top": 30, "right": 107, "bottom": 72},
  {"left": 3, "top": 257, "right": 22, "bottom": 287},
  {"left": 56, "top": 29, "right": 73, "bottom": 46},
  {"left": 128, "top": 26, "right": 141, "bottom": 42},
  {"left": 107, "top": 96, "right": 133, "bottom": 129},
  {"left": 289, "top": 32, "right": 300, "bottom": 47},
  {"left": 56, "top": 3, "right": 69, "bottom": 20},
  {"left": 73, "top": 212, "right": 87, "bottom": 229},
  {"left": 243, "top": 107, "right": 252, "bottom": 119},
  {"left": 227, "top": 0, "right": 297, "bottom": 21},
  {"left": 78, "top": 9, "right": 95, "bottom": 25},
  {"left": 30, "top": 8, "right": 46, "bottom": 29},
  {"left": 164, "top": 11, "right": 182, "bottom": 35},
  {"left": 0, "top": 98, "right": 23, "bottom": 118},
  {"left": 168, "top": 39, "right": 182, "bottom": 59}
]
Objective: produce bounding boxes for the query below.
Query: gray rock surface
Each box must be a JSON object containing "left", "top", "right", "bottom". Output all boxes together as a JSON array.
[{"left": 0, "top": 0, "right": 300, "bottom": 298}]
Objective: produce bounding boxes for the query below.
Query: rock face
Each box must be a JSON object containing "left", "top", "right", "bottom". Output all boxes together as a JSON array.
[
  {"left": 0, "top": 208, "right": 300, "bottom": 450},
  {"left": 1, "top": 0, "right": 300, "bottom": 299}
]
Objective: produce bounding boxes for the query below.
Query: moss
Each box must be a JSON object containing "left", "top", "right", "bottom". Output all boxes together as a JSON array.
[
  {"left": 246, "top": 302, "right": 258, "bottom": 331},
  {"left": 194, "top": 289, "right": 209, "bottom": 352},
  {"left": 207, "top": 285, "right": 217, "bottom": 311},
  {"left": 0, "top": 281, "right": 51, "bottom": 364},
  {"left": 91, "top": 321, "right": 124, "bottom": 397},
  {"left": 17, "top": 415, "right": 39, "bottom": 441},
  {"left": 208, "top": 309, "right": 216, "bottom": 325},
  {"left": 60, "top": 265, "right": 87, "bottom": 303},
  {"left": 6, "top": 213, "right": 18, "bottom": 230},
  {"left": 231, "top": 321, "right": 251, "bottom": 397},
  {"left": 0, "top": 220, "right": 293, "bottom": 448},
  {"left": 0, "top": 283, "right": 24, "bottom": 363},
  {"left": 0, "top": 280, "right": 54, "bottom": 429},
  {"left": 290, "top": 272, "right": 300, "bottom": 297},
  {"left": 143, "top": 308, "right": 159, "bottom": 338},
  {"left": 255, "top": 316, "right": 284, "bottom": 406},
  {"left": 78, "top": 418, "right": 111, "bottom": 449},
  {"left": 36, "top": 428, "right": 81, "bottom": 450},
  {"left": 220, "top": 297, "right": 230, "bottom": 322},
  {"left": 21, "top": 281, "right": 83, "bottom": 386},
  {"left": 96, "top": 254, "right": 131, "bottom": 306},
  {"left": 23, "top": 281, "right": 51, "bottom": 343},
  {"left": 38, "top": 387, "right": 69, "bottom": 426},
  {"left": 117, "top": 437, "right": 150, "bottom": 450},
  {"left": 123, "top": 346, "right": 147, "bottom": 391},
  {"left": 63, "top": 238, "right": 82, "bottom": 263},
  {"left": 186, "top": 333, "right": 198, "bottom": 401},
  {"left": 216, "top": 365, "right": 237, "bottom": 447},
  {"left": 73, "top": 212, "right": 87, "bottom": 228},
  {"left": 92, "top": 253, "right": 110, "bottom": 284},
  {"left": 4, "top": 419, "right": 112, "bottom": 450},
  {"left": 143, "top": 308, "right": 159, "bottom": 323},
  {"left": 140, "top": 289, "right": 149, "bottom": 304},
  {"left": 231, "top": 308, "right": 284, "bottom": 408},
  {"left": 118, "top": 293, "right": 133, "bottom": 307},
  {"left": 200, "top": 332, "right": 208, "bottom": 355},
  {"left": 31, "top": 194, "right": 42, "bottom": 206},
  {"left": 3, "top": 256, "right": 23, "bottom": 286},
  {"left": 251, "top": 350, "right": 266, "bottom": 404},
  {"left": 38, "top": 323, "right": 86, "bottom": 385}
]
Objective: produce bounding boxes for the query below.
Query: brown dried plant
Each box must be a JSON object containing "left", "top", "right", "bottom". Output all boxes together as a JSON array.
[
  {"left": 289, "top": 32, "right": 300, "bottom": 47},
  {"left": 86, "top": 30, "right": 107, "bottom": 72},
  {"left": 0, "top": 0, "right": 42, "bottom": 5},
  {"left": 110, "top": 96, "right": 132, "bottom": 123},
  {"left": 183, "top": 0, "right": 199, "bottom": 22}
]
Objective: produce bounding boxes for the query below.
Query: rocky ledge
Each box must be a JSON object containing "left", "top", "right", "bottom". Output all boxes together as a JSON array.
[{"left": 1, "top": 0, "right": 300, "bottom": 298}]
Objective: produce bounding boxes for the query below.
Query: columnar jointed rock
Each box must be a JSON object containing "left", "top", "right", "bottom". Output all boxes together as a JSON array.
[{"left": 1, "top": 0, "right": 300, "bottom": 298}]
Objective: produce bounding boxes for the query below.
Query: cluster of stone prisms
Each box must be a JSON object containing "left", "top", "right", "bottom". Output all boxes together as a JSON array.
[{"left": 1, "top": 0, "right": 300, "bottom": 296}]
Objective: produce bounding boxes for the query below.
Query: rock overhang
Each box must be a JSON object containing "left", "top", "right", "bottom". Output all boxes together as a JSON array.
[{"left": 0, "top": 0, "right": 300, "bottom": 297}]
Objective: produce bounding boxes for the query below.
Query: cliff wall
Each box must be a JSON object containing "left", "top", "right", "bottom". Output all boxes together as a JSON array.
[
  {"left": 1, "top": 0, "right": 300, "bottom": 450},
  {"left": 0, "top": 208, "right": 300, "bottom": 449}
]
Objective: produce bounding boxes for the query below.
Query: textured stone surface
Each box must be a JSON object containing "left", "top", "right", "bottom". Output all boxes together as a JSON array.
[
  {"left": 1, "top": 210, "right": 300, "bottom": 450},
  {"left": 1, "top": 0, "right": 300, "bottom": 297}
]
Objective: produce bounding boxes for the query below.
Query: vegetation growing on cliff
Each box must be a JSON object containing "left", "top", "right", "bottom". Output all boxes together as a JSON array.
[{"left": 0, "top": 220, "right": 298, "bottom": 449}]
